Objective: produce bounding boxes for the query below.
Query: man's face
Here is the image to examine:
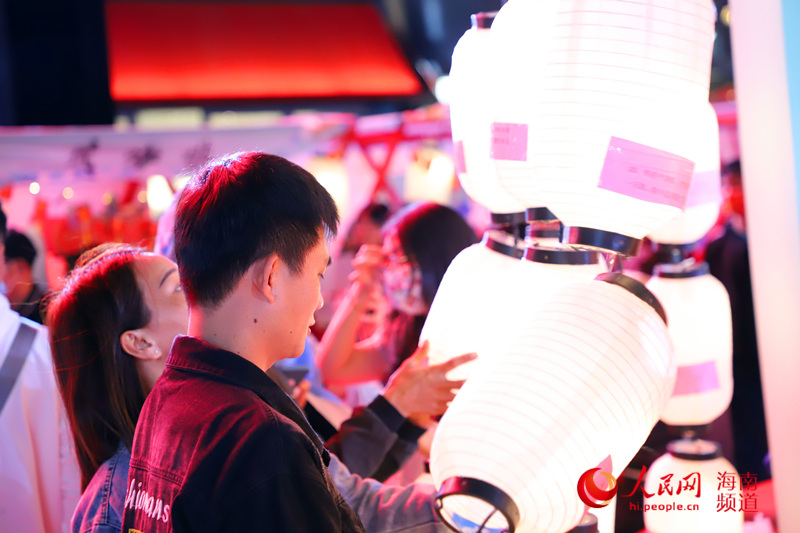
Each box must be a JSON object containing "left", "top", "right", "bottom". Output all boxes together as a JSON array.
[{"left": 276, "top": 231, "right": 330, "bottom": 360}]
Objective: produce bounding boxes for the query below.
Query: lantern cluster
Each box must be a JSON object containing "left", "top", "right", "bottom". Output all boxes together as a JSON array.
[{"left": 427, "top": 1, "right": 729, "bottom": 532}]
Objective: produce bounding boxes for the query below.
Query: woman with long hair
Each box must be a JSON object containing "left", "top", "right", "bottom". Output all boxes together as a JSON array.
[
  {"left": 316, "top": 201, "right": 479, "bottom": 395},
  {"left": 48, "top": 244, "right": 187, "bottom": 530}
]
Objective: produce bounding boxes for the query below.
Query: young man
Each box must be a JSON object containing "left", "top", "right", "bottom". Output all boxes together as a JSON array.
[{"left": 123, "top": 153, "right": 364, "bottom": 531}]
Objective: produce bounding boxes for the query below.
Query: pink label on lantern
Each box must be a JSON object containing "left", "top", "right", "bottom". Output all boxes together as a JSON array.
[
  {"left": 597, "top": 137, "right": 695, "bottom": 208},
  {"left": 672, "top": 361, "right": 720, "bottom": 395},
  {"left": 685, "top": 169, "right": 723, "bottom": 207},
  {"left": 490, "top": 122, "right": 528, "bottom": 161},
  {"left": 453, "top": 140, "right": 467, "bottom": 175}
]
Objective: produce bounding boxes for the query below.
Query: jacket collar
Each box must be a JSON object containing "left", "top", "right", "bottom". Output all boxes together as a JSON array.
[{"left": 167, "top": 335, "right": 329, "bottom": 464}]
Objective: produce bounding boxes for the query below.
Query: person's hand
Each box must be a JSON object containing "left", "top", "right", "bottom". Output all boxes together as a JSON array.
[
  {"left": 382, "top": 340, "right": 477, "bottom": 420},
  {"left": 290, "top": 379, "right": 311, "bottom": 409},
  {"left": 347, "top": 244, "right": 386, "bottom": 316}
]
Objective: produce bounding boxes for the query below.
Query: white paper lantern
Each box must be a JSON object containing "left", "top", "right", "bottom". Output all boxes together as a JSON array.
[
  {"left": 450, "top": 12, "right": 526, "bottom": 215},
  {"left": 644, "top": 439, "right": 743, "bottom": 533},
  {"left": 488, "top": 0, "right": 557, "bottom": 213},
  {"left": 431, "top": 273, "right": 676, "bottom": 533},
  {"left": 646, "top": 263, "right": 733, "bottom": 426},
  {"left": 421, "top": 230, "right": 524, "bottom": 381},
  {"left": 492, "top": 0, "right": 716, "bottom": 255},
  {"left": 648, "top": 104, "right": 722, "bottom": 245},
  {"left": 504, "top": 243, "right": 605, "bottom": 332}
]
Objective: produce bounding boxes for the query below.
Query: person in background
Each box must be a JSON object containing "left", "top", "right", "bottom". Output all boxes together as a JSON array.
[
  {"left": 3, "top": 229, "right": 47, "bottom": 324},
  {"left": 316, "top": 201, "right": 479, "bottom": 403},
  {"left": 0, "top": 203, "right": 80, "bottom": 533},
  {"left": 313, "top": 203, "right": 392, "bottom": 338},
  {"left": 705, "top": 160, "right": 770, "bottom": 480}
]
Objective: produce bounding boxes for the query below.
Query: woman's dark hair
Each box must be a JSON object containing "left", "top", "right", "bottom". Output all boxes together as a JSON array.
[
  {"left": 385, "top": 202, "right": 478, "bottom": 306},
  {"left": 341, "top": 202, "right": 391, "bottom": 253},
  {"left": 174, "top": 151, "right": 339, "bottom": 309},
  {"left": 383, "top": 202, "right": 478, "bottom": 367},
  {"left": 47, "top": 244, "right": 150, "bottom": 490}
]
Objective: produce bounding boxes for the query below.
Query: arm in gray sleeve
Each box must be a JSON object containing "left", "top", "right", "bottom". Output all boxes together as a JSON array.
[
  {"left": 328, "top": 454, "right": 450, "bottom": 533},
  {"left": 326, "top": 395, "right": 426, "bottom": 481}
]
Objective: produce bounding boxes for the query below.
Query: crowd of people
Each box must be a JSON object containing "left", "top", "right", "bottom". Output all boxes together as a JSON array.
[{"left": 0, "top": 153, "right": 767, "bottom": 533}]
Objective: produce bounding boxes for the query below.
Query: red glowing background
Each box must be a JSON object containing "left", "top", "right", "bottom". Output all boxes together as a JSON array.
[{"left": 105, "top": 2, "right": 424, "bottom": 102}]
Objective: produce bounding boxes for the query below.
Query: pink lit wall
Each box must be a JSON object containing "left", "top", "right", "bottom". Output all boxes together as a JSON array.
[{"left": 729, "top": 0, "right": 800, "bottom": 529}]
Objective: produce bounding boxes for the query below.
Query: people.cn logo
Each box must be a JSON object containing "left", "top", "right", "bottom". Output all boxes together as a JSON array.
[{"left": 577, "top": 468, "right": 618, "bottom": 508}]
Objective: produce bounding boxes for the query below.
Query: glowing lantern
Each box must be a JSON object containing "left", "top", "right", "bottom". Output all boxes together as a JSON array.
[
  {"left": 504, "top": 244, "right": 605, "bottom": 333},
  {"left": 491, "top": 0, "right": 716, "bottom": 255},
  {"left": 644, "top": 439, "right": 743, "bottom": 533},
  {"left": 648, "top": 104, "right": 722, "bottom": 245},
  {"left": 450, "top": 12, "right": 526, "bottom": 215},
  {"left": 646, "top": 262, "right": 733, "bottom": 426},
  {"left": 421, "top": 230, "right": 524, "bottom": 381},
  {"left": 431, "top": 273, "right": 675, "bottom": 533}
]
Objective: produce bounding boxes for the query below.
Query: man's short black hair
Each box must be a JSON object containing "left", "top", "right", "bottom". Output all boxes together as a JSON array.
[
  {"left": 174, "top": 151, "right": 339, "bottom": 308},
  {"left": 4, "top": 229, "right": 37, "bottom": 266},
  {"left": 0, "top": 202, "right": 6, "bottom": 243}
]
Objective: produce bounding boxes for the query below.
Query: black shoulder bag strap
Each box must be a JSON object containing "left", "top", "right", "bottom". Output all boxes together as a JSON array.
[{"left": 0, "top": 322, "right": 37, "bottom": 415}]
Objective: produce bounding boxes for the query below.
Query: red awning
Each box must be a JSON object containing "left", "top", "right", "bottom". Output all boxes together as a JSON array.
[{"left": 105, "top": 2, "right": 424, "bottom": 102}]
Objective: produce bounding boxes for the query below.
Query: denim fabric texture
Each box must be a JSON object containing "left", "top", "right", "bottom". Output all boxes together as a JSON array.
[{"left": 71, "top": 443, "right": 130, "bottom": 533}]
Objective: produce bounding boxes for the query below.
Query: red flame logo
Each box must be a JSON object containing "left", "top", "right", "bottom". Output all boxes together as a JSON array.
[{"left": 577, "top": 468, "right": 618, "bottom": 508}]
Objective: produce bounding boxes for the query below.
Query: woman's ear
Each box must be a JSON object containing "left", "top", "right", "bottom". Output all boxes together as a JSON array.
[
  {"left": 252, "top": 255, "right": 279, "bottom": 304},
  {"left": 120, "top": 329, "right": 162, "bottom": 360}
]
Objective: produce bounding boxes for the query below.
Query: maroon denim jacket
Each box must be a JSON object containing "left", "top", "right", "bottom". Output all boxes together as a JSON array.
[{"left": 122, "top": 335, "right": 364, "bottom": 532}]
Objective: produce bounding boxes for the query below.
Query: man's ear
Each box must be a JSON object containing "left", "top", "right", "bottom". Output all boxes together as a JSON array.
[
  {"left": 253, "top": 255, "right": 279, "bottom": 303},
  {"left": 120, "top": 330, "right": 161, "bottom": 360}
]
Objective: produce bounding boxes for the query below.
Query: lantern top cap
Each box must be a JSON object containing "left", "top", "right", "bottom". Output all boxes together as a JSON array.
[
  {"left": 596, "top": 272, "right": 667, "bottom": 325},
  {"left": 667, "top": 438, "right": 723, "bottom": 461},
  {"left": 490, "top": 211, "right": 526, "bottom": 227},
  {"left": 526, "top": 206, "right": 558, "bottom": 223},
  {"left": 560, "top": 226, "right": 642, "bottom": 257},
  {"left": 523, "top": 244, "right": 599, "bottom": 266},
  {"left": 483, "top": 230, "right": 524, "bottom": 259},
  {"left": 653, "top": 261, "right": 710, "bottom": 279},
  {"left": 470, "top": 11, "right": 497, "bottom": 29}
]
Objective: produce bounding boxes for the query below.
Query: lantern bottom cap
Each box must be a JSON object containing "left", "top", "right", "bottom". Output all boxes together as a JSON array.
[
  {"left": 560, "top": 226, "right": 642, "bottom": 257},
  {"left": 435, "top": 476, "right": 520, "bottom": 533}
]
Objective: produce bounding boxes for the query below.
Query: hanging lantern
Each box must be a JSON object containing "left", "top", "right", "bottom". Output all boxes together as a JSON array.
[
  {"left": 646, "top": 262, "right": 733, "bottom": 426},
  {"left": 488, "top": 0, "right": 558, "bottom": 221},
  {"left": 421, "top": 230, "right": 524, "bottom": 381},
  {"left": 491, "top": 0, "right": 716, "bottom": 255},
  {"left": 648, "top": 104, "right": 723, "bottom": 245},
  {"left": 430, "top": 273, "right": 675, "bottom": 533},
  {"left": 644, "top": 439, "right": 743, "bottom": 533},
  {"left": 450, "top": 12, "right": 526, "bottom": 216},
  {"left": 504, "top": 243, "right": 605, "bottom": 335}
]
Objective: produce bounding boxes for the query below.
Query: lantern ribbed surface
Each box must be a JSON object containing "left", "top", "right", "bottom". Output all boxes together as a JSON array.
[
  {"left": 646, "top": 266, "right": 733, "bottom": 426},
  {"left": 421, "top": 232, "right": 524, "bottom": 381},
  {"left": 450, "top": 13, "right": 526, "bottom": 214},
  {"left": 648, "top": 104, "right": 722, "bottom": 245},
  {"left": 492, "top": 0, "right": 716, "bottom": 240},
  {"left": 644, "top": 440, "right": 743, "bottom": 533},
  {"left": 430, "top": 275, "right": 676, "bottom": 533}
]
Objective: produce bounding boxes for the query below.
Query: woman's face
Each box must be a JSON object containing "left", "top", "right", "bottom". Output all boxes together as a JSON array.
[
  {"left": 133, "top": 254, "right": 189, "bottom": 365},
  {"left": 381, "top": 229, "right": 428, "bottom": 315}
]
